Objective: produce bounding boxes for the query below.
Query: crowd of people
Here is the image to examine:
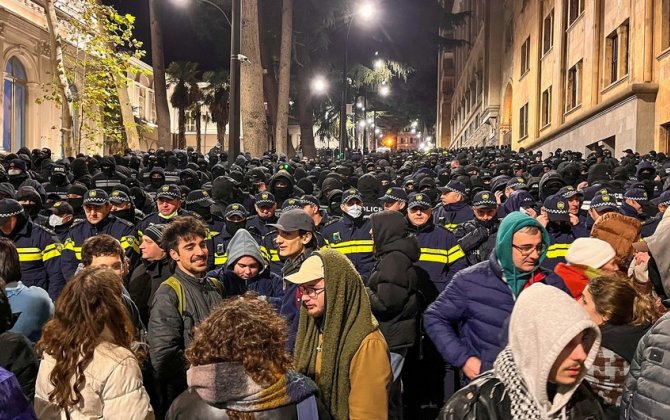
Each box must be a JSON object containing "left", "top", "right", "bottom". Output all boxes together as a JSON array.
[{"left": 1, "top": 144, "right": 670, "bottom": 419}]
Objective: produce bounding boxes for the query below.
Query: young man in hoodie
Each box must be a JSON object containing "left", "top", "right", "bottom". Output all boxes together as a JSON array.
[
  {"left": 207, "top": 228, "right": 283, "bottom": 309},
  {"left": 440, "top": 283, "right": 604, "bottom": 419},
  {"left": 424, "top": 212, "right": 570, "bottom": 385}
]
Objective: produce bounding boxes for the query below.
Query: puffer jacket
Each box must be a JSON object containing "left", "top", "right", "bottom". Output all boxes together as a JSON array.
[
  {"left": 34, "top": 341, "right": 153, "bottom": 419},
  {"left": 423, "top": 250, "right": 570, "bottom": 374},
  {"left": 621, "top": 312, "right": 670, "bottom": 419},
  {"left": 367, "top": 211, "right": 421, "bottom": 351}
]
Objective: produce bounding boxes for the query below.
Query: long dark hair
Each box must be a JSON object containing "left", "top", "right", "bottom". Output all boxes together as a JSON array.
[{"left": 36, "top": 267, "right": 135, "bottom": 409}]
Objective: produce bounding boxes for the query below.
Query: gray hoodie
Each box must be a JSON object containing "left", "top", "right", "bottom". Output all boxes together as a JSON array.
[
  {"left": 225, "top": 229, "right": 266, "bottom": 270},
  {"left": 508, "top": 283, "right": 601, "bottom": 418}
]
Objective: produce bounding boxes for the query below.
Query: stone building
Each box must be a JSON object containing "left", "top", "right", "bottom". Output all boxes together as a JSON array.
[
  {"left": 438, "top": 0, "right": 670, "bottom": 156},
  {"left": 1, "top": 0, "right": 157, "bottom": 156}
]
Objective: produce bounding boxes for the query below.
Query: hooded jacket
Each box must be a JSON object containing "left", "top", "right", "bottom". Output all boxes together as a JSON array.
[
  {"left": 367, "top": 211, "right": 421, "bottom": 351},
  {"left": 539, "top": 171, "right": 566, "bottom": 201},
  {"left": 424, "top": 212, "right": 569, "bottom": 375},
  {"left": 439, "top": 283, "right": 603, "bottom": 420},
  {"left": 357, "top": 173, "right": 382, "bottom": 216},
  {"left": 91, "top": 156, "right": 127, "bottom": 193}
]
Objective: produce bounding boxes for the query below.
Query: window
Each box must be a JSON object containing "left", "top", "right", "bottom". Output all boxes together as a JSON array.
[
  {"left": 543, "top": 10, "right": 554, "bottom": 54},
  {"left": 519, "top": 103, "right": 529, "bottom": 139},
  {"left": 566, "top": 61, "right": 582, "bottom": 111},
  {"left": 568, "top": 0, "right": 584, "bottom": 26},
  {"left": 520, "top": 37, "right": 530, "bottom": 76},
  {"left": 185, "top": 110, "right": 196, "bottom": 132},
  {"left": 3, "top": 57, "right": 27, "bottom": 152},
  {"left": 605, "top": 22, "right": 629, "bottom": 86},
  {"left": 541, "top": 86, "right": 552, "bottom": 127}
]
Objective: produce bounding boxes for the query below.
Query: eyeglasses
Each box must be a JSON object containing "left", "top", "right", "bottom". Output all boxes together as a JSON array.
[
  {"left": 298, "top": 286, "right": 325, "bottom": 299},
  {"left": 512, "top": 243, "right": 546, "bottom": 256}
]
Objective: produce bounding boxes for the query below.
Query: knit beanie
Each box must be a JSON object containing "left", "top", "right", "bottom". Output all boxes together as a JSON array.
[
  {"left": 144, "top": 224, "right": 166, "bottom": 247},
  {"left": 565, "top": 237, "right": 616, "bottom": 269}
]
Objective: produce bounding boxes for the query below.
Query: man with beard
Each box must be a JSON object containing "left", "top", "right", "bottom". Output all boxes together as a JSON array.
[
  {"left": 208, "top": 228, "right": 283, "bottom": 309},
  {"left": 148, "top": 216, "right": 224, "bottom": 418},
  {"left": 454, "top": 191, "right": 501, "bottom": 267},
  {"left": 0, "top": 198, "right": 65, "bottom": 300},
  {"left": 109, "top": 190, "right": 144, "bottom": 225},
  {"left": 537, "top": 195, "right": 589, "bottom": 272}
]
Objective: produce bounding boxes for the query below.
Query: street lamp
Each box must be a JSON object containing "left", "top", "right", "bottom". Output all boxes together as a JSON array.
[
  {"left": 379, "top": 84, "right": 390, "bottom": 97},
  {"left": 373, "top": 59, "right": 384, "bottom": 70},
  {"left": 311, "top": 76, "right": 328, "bottom": 94},
  {"left": 172, "top": 0, "right": 231, "bottom": 26},
  {"left": 339, "top": 2, "right": 378, "bottom": 156}
]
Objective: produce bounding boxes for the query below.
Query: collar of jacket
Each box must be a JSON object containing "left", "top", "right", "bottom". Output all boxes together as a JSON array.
[
  {"left": 341, "top": 212, "right": 364, "bottom": 227},
  {"left": 442, "top": 201, "right": 469, "bottom": 211},
  {"left": 488, "top": 249, "right": 547, "bottom": 290},
  {"left": 411, "top": 218, "right": 435, "bottom": 233},
  {"left": 10, "top": 213, "right": 30, "bottom": 238},
  {"left": 174, "top": 265, "right": 206, "bottom": 284}
]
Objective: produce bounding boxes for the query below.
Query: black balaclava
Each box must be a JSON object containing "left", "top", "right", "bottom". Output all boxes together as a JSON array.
[
  {"left": 111, "top": 207, "right": 136, "bottom": 224},
  {"left": 225, "top": 219, "right": 246, "bottom": 236}
]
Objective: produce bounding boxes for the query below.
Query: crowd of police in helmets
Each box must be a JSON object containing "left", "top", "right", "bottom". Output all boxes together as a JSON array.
[{"left": 1, "top": 143, "right": 670, "bottom": 419}]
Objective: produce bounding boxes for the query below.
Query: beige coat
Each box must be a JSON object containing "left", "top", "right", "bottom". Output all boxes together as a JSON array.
[{"left": 34, "top": 341, "right": 154, "bottom": 420}]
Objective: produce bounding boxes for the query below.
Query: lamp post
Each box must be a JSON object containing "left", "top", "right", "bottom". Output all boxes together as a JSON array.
[{"left": 339, "top": 2, "right": 377, "bottom": 157}]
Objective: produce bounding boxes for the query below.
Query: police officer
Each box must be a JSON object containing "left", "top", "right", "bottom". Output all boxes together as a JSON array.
[
  {"left": 184, "top": 189, "right": 220, "bottom": 231},
  {"left": 0, "top": 198, "right": 66, "bottom": 300},
  {"left": 406, "top": 192, "right": 466, "bottom": 293},
  {"left": 136, "top": 184, "right": 190, "bottom": 237},
  {"left": 109, "top": 190, "right": 144, "bottom": 225},
  {"left": 61, "top": 189, "right": 138, "bottom": 280},
  {"left": 586, "top": 193, "right": 619, "bottom": 230},
  {"left": 246, "top": 192, "right": 278, "bottom": 240},
  {"left": 621, "top": 188, "right": 649, "bottom": 222},
  {"left": 47, "top": 200, "right": 75, "bottom": 241},
  {"left": 42, "top": 164, "right": 71, "bottom": 199},
  {"left": 301, "top": 194, "right": 337, "bottom": 235},
  {"left": 212, "top": 203, "right": 250, "bottom": 267},
  {"left": 453, "top": 191, "right": 500, "bottom": 267},
  {"left": 91, "top": 156, "right": 127, "bottom": 193},
  {"left": 432, "top": 180, "right": 474, "bottom": 231},
  {"left": 558, "top": 185, "right": 586, "bottom": 225},
  {"left": 322, "top": 188, "right": 375, "bottom": 281},
  {"left": 643, "top": 190, "right": 670, "bottom": 237},
  {"left": 538, "top": 194, "right": 589, "bottom": 271},
  {"left": 379, "top": 187, "right": 408, "bottom": 213}
]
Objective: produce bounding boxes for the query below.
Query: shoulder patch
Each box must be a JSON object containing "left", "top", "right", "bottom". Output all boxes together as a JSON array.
[
  {"left": 324, "top": 218, "right": 340, "bottom": 227},
  {"left": 115, "top": 217, "right": 136, "bottom": 227},
  {"left": 34, "top": 223, "right": 57, "bottom": 236}
]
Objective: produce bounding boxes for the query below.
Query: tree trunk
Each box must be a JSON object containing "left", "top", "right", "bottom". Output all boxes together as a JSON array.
[
  {"left": 296, "top": 64, "right": 316, "bottom": 158},
  {"left": 115, "top": 84, "right": 140, "bottom": 150},
  {"left": 274, "top": 0, "right": 292, "bottom": 156},
  {"left": 178, "top": 107, "right": 186, "bottom": 149},
  {"left": 149, "top": 0, "right": 172, "bottom": 149},
  {"left": 44, "top": 0, "right": 75, "bottom": 157},
  {"left": 240, "top": 0, "right": 269, "bottom": 158},
  {"left": 217, "top": 121, "right": 227, "bottom": 148},
  {"left": 195, "top": 107, "right": 202, "bottom": 153},
  {"left": 258, "top": 1, "right": 278, "bottom": 153}
]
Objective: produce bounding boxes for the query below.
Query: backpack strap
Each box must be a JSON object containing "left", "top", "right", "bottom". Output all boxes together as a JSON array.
[
  {"left": 296, "top": 395, "right": 319, "bottom": 420},
  {"left": 208, "top": 276, "right": 225, "bottom": 296},
  {"left": 163, "top": 277, "right": 186, "bottom": 320}
]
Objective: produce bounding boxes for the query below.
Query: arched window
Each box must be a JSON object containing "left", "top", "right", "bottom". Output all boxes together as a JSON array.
[{"left": 3, "top": 57, "right": 27, "bottom": 151}]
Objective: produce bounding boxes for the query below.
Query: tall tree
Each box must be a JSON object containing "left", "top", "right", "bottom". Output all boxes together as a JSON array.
[
  {"left": 167, "top": 61, "right": 199, "bottom": 150},
  {"left": 43, "top": 0, "right": 75, "bottom": 156},
  {"left": 240, "top": 0, "right": 269, "bottom": 158},
  {"left": 203, "top": 70, "right": 230, "bottom": 148},
  {"left": 189, "top": 82, "right": 204, "bottom": 153},
  {"left": 274, "top": 0, "right": 293, "bottom": 156},
  {"left": 149, "top": 0, "right": 172, "bottom": 149}
]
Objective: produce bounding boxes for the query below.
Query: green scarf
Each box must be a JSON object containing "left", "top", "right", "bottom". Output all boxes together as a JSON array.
[
  {"left": 293, "top": 249, "right": 379, "bottom": 420},
  {"left": 495, "top": 211, "right": 550, "bottom": 297}
]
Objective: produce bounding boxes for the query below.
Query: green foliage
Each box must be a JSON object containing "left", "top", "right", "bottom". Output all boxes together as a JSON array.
[
  {"left": 348, "top": 60, "right": 414, "bottom": 89},
  {"left": 202, "top": 70, "right": 230, "bottom": 134},
  {"left": 39, "top": 0, "right": 148, "bottom": 154}
]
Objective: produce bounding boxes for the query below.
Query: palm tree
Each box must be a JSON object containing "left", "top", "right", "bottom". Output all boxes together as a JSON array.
[
  {"left": 203, "top": 70, "right": 230, "bottom": 148},
  {"left": 167, "top": 61, "right": 199, "bottom": 149},
  {"left": 189, "top": 82, "right": 204, "bottom": 153}
]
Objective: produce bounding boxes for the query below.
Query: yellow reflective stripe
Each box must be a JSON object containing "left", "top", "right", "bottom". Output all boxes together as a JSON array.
[
  {"left": 419, "top": 253, "right": 448, "bottom": 264},
  {"left": 268, "top": 249, "right": 280, "bottom": 262},
  {"left": 330, "top": 245, "right": 374, "bottom": 254},
  {"left": 137, "top": 230, "right": 143, "bottom": 239},
  {"left": 42, "top": 248, "right": 61, "bottom": 262},
  {"left": 120, "top": 236, "right": 140, "bottom": 253},
  {"left": 420, "top": 247, "right": 449, "bottom": 256},
  {"left": 214, "top": 253, "right": 228, "bottom": 266},
  {"left": 446, "top": 244, "right": 465, "bottom": 263},
  {"left": 17, "top": 247, "right": 43, "bottom": 262},
  {"left": 206, "top": 230, "right": 219, "bottom": 240},
  {"left": 546, "top": 244, "right": 571, "bottom": 259},
  {"left": 444, "top": 223, "right": 458, "bottom": 231}
]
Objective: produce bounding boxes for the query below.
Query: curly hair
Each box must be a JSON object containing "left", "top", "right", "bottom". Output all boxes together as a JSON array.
[
  {"left": 186, "top": 292, "right": 292, "bottom": 387},
  {"left": 161, "top": 216, "right": 208, "bottom": 255},
  {"left": 36, "top": 267, "right": 135, "bottom": 410},
  {"left": 81, "top": 234, "right": 125, "bottom": 268}
]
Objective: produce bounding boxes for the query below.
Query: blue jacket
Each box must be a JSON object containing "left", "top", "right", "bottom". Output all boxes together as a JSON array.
[
  {"left": 4, "top": 216, "right": 66, "bottom": 300},
  {"left": 61, "top": 215, "right": 138, "bottom": 280},
  {"left": 321, "top": 215, "right": 374, "bottom": 281},
  {"left": 423, "top": 250, "right": 569, "bottom": 374},
  {"left": 432, "top": 202, "right": 474, "bottom": 231},
  {"left": 411, "top": 220, "right": 467, "bottom": 292},
  {"left": 7, "top": 282, "right": 54, "bottom": 343},
  {"left": 207, "top": 267, "right": 284, "bottom": 311},
  {"left": 542, "top": 223, "right": 589, "bottom": 271}
]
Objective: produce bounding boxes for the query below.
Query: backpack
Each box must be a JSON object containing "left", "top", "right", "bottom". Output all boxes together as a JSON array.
[{"left": 163, "top": 276, "right": 224, "bottom": 319}]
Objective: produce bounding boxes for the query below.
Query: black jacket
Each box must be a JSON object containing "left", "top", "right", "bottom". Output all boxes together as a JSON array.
[
  {"left": 439, "top": 372, "right": 604, "bottom": 420},
  {"left": 453, "top": 217, "right": 499, "bottom": 266},
  {"left": 128, "top": 257, "right": 173, "bottom": 327},
  {"left": 367, "top": 211, "right": 421, "bottom": 351}
]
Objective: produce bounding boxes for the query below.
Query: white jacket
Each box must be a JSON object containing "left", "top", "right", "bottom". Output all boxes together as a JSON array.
[{"left": 34, "top": 341, "right": 154, "bottom": 420}]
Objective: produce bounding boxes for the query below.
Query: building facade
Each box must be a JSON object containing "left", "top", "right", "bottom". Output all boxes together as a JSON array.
[
  {"left": 438, "top": 0, "right": 670, "bottom": 156},
  {"left": 1, "top": 0, "right": 157, "bottom": 157}
]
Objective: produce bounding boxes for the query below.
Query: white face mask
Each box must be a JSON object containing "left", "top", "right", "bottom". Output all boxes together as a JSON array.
[
  {"left": 8, "top": 169, "right": 21, "bottom": 176},
  {"left": 49, "top": 214, "right": 64, "bottom": 227},
  {"left": 346, "top": 204, "right": 363, "bottom": 219}
]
